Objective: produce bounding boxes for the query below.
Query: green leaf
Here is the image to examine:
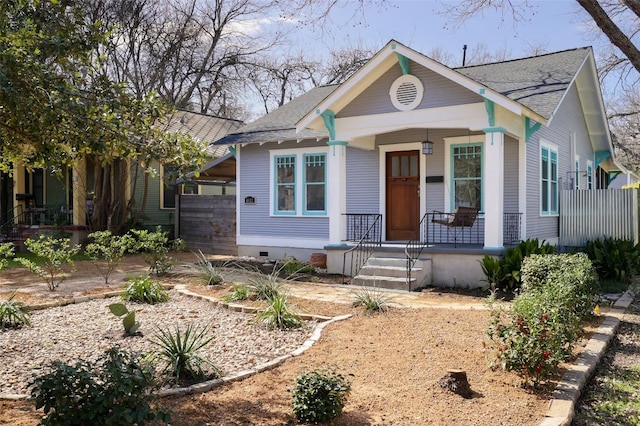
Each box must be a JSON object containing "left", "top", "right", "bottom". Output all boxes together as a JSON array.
[{"left": 108, "top": 303, "right": 128, "bottom": 317}]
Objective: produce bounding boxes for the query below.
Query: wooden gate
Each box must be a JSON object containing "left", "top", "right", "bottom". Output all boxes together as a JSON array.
[{"left": 176, "top": 194, "right": 237, "bottom": 255}]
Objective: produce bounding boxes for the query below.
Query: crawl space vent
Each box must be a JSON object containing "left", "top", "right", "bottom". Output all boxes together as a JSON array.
[{"left": 389, "top": 74, "right": 424, "bottom": 111}]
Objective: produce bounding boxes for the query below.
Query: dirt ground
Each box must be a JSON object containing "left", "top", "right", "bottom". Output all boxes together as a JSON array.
[{"left": 0, "top": 252, "right": 553, "bottom": 425}]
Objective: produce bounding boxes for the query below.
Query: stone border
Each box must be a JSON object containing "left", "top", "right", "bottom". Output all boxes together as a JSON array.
[
  {"left": 0, "top": 284, "right": 351, "bottom": 400},
  {"left": 539, "top": 290, "right": 636, "bottom": 426}
]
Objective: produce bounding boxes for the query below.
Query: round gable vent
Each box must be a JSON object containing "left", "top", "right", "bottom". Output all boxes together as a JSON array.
[{"left": 389, "top": 74, "right": 424, "bottom": 111}]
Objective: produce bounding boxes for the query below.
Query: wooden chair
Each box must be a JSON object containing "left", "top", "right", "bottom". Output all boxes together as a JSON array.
[{"left": 431, "top": 206, "right": 480, "bottom": 246}]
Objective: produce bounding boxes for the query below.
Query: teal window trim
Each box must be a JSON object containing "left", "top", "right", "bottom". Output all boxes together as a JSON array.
[
  {"left": 274, "top": 154, "right": 297, "bottom": 216},
  {"left": 586, "top": 161, "right": 593, "bottom": 190},
  {"left": 575, "top": 159, "right": 580, "bottom": 190},
  {"left": 449, "top": 142, "right": 483, "bottom": 211},
  {"left": 541, "top": 146, "right": 558, "bottom": 215},
  {"left": 302, "top": 153, "right": 327, "bottom": 215}
]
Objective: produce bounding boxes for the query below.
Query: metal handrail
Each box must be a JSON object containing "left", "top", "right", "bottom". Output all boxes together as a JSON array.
[
  {"left": 404, "top": 212, "right": 430, "bottom": 292},
  {"left": 0, "top": 205, "right": 25, "bottom": 242},
  {"left": 342, "top": 214, "right": 382, "bottom": 283}
]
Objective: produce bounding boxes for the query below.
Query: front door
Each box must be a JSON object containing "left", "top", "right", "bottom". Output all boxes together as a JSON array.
[{"left": 385, "top": 150, "right": 420, "bottom": 240}]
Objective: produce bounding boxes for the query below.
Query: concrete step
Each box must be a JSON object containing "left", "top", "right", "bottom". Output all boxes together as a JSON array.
[
  {"left": 351, "top": 274, "right": 415, "bottom": 291},
  {"left": 359, "top": 264, "right": 422, "bottom": 278},
  {"left": 365, "top": 257, "right": 408, "bottom": 267}
]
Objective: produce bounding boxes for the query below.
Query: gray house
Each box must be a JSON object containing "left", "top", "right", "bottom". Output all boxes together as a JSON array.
[{"left": 212, "top": 40, "right": 625, "bottom": 288}]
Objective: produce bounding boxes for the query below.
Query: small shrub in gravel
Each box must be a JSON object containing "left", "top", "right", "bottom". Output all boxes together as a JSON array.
[
  {"left": 222, "top": 283, "right": 249, "bottom": 302},
  {"left": 85, "top": 230, "right": 137, "bottom": 284},
  {"left": 30, "top": 345, "right": 170, "bottom": 426},
  {"left": 247, "top": 269, "right": 283, "bottom": 301},
  {"left": 256, "top": 293, "right": 302, "bottom": 330},
  {"left": 291, "top": 366, "right": 352, "bottom": 424},
  {"left": 193, "top": 250, "right": 224, "bottom": 286},
  {"left": 0, "top": 291, "right": 30, "bottom": 329},
  {"left": 281, "top": 255, "right": 316, "bottom": 275},
  {"left": 17, "top": 234, "right": 80, "bottom": 291},
  {"left": 150, "top": 323, "right": 221, "bottom": 383},
  {"left": 352, "top": 287, "right": 390, "bottom": 314},
  {"left": 123, "top": 275, "right": 170, "bottom": 304},
  {"left": 130, "top": 226, "right": 184, "bottom": 276}
]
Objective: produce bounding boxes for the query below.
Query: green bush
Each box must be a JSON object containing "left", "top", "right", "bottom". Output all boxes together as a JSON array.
[
  {"left": 85, "top": 230, "right": 137, "bottom": 284},
  {"left": 222, "top": 283, "right": 249, "bottom": 302},
  {"left": 0, "top": 242, "right": 15, "bottom": 270},
  {"left": 487, "top": 253, "right": 599, "bottom": 387},
  {"left": 281, "top": 255, "right": 315, "bottom": 275},
  {"left": 123, "top": 275, "right": 170, "bottom": 304},
  {"left": 255, "top": 293, "right": 302, "bottom": 330},
  {"left": 478, "top": 238, "right": 555, "bottom": 291},
  {"left": 584, "top": 237, "right": 640, "bottom": 284},
  {"left": 17, "top": 234, "right": 80, "bottom": 291},
  {"left": 0, "top": 291, "right": 30, "bottom": 329},
  {"left": 130, "top": 226, "right": 184, "bottom": 276},
  {"left": 150, "top": 324, "right": 220, "bottom": 382},
  {"left": 352, "top": 287, "right": 390, "bottom": 314},
  {"left": 291, "top": 367, "right": 352, "bottom": 423},
  {"left": 29, "top": 346, "right": 170, "bottom": 425}
]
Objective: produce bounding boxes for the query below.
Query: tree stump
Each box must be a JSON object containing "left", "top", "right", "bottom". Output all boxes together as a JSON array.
[{"left": 438, "top": 369, "right": 473, "bottom": 399}]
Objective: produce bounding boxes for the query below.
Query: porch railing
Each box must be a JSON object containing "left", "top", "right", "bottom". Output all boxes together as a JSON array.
[
  {"left": 404, "top": 212, "right": 431, "bottom": 291},
  {"left": 342, "top": 214, "right": 382, "bottom": 283},
  {"left": 0, "top": 205, "right": 24, "bottom": 242}
]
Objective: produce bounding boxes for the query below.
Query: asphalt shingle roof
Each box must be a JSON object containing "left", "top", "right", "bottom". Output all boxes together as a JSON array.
[{"left": 161, "top": 110, "right": 243, "bottom": 156}]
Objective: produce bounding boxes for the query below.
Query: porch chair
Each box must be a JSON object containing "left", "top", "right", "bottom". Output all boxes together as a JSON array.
[{"left": 431, "top": 206, "right": 480, "bottom": 247}]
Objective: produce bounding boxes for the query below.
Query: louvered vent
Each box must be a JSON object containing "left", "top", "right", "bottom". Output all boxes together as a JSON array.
[{"left": 389, "top": 74, "right": 424, "bottom": 111}]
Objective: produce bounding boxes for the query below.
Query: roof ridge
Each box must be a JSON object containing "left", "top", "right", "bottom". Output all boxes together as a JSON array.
[
  {"left": 175, "top": 109, "right": 244, "bottom": 123},
  {"left": 453, "top": 46, "right": 592, "bottom": 70}
]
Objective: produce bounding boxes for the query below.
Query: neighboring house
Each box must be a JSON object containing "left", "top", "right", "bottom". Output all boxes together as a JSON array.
[
  {"left": 0, "top": 110, "right": 241, "bottom": 244},
  {"left": 215, "top": 40, "right": 628, "bottom": 288}
]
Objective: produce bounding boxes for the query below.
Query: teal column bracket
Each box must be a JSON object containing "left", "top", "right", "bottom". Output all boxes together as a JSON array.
[
  {"left": 483, "top": 98, "right": 495, "bottom": 127},
  {"left": 525, "top": 117, "right": 542, "bottom": 142},
  {"left": 228, "top": 145, "right": 237, "bottom": 159},
  {"left": 397, "top": 53, "right": 410, "bottom": 75},
  {"left": 608, "top": 170, "right": 623, "bottom": 184},
  {"left": 320, "top": 110, "right": 336, "bottom": 141},
  {"left": 594, "top": 150, "right": 611, "bottom": 169}
]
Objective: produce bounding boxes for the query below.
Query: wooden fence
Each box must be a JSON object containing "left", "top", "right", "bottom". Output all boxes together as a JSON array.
[
  {"left": 559, "top": 189, "right": 639, "bottom": 247},
  {"left": 176, "top": 194, "right": 237, "bottom": 255}
]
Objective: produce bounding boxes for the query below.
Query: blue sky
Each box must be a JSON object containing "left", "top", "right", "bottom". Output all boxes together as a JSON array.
[{"left": 289, "top": 1, "right": 596, "bottom": 65}]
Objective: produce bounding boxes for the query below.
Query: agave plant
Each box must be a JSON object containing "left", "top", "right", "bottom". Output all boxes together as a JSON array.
[
  {"left": 351, "top": 286, "right": 390, "bottom": 314},
  {"left": 255, "top": 293, "right": 302, "bottom": 330},
  {"left": 193, "top": 250, "right": 224, "bottom": 286},
  {"left": 0, "top": 291, "right": 31, "bottom": 329}
]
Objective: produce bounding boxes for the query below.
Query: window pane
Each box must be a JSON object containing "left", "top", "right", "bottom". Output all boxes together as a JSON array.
[
  {"left": 452, "top": 144, "right": 482, "bottom": 210},
  {"left": 551, "top": 181, "right": 557, "bottom": 212},
  {"left": 276, "top": 156, "right": 295, "bottom": 183},
  {"left": 454, "top": 180, "right": 481, "bottom": 208},
  {"left": 392, "top": 157, "right": 399, "bottom": 177},
  {"left": 184, "top": 182, "right": 198, "bottom": 195},
  {"left": 305, "top": 155, "right": 325, "bottom": 183},
  {"left": 410, "top": 155, "right": 418, "bottom": 177},
  {"left": 542, "top": 183, "right": 548, "bottom": 212},
  {"left": 306, "top": 184, "right": 325, "bottom": 211},
  {"left": 401, "top": 155, "right": 409, "bottom": 176},
  {"left": 277, "top": 185, "right": 295, "bottom": 211}
]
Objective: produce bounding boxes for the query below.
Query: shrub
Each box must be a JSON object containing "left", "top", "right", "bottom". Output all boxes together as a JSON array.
[
  {"left": 281, "top": 255, "right": 315, "bottom": 275},
  {"left": 584, "top": 237, "right": 640, "bottom": 284},
  {"left": 0, "top": 242, "right": 15, "bottom": 270},
  {"left": 109, "top": 302, "right": 142, "bottom": 336},
  {"left": 256, "top": 293, "right": 302, "bottom": 330},
  {"left": 0, "top": 291, "right": 31, "bottom": 329},
  {"left": 16, "top": 234, "right": 80, "bottom": 291},
  {"left": 85, "top": 230, "right": 137, "bottom": 284},
  {"left": 193, "top": 250, "right": 224, "bottom": 286},
  {"left": 29, "top": 346, "right": 170, "bottom": 425},
  {"left": 487, "top": 253, "right": 599, "bottom": 387},
  {"left": 123, "top": 275, "right": 170, "bottom": 304},
  {"left": 150, "top": 324, "right": 220, "bottom": 382},
  {"left": 130, "top": 226, "right": 184, "bottom": 276},
  {"left": 247, "top": 267, "right": 284, "bottom": 301},
  {"left": 222, "top": 283, "right": 249, "bottom": 302},
  {"left": 291, "top": 367, "right": 352, "bottom": 423},
  {"left": 352, "top": 287, "right": 390, "bottom": 314},
  {"left": 478, "top": 238, "right": 554, "bottom": 291}
]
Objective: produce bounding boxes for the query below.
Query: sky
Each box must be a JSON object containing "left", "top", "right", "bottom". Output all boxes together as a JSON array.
[{"left": 286, "top": 0, "right": 597, "bottom": 66}]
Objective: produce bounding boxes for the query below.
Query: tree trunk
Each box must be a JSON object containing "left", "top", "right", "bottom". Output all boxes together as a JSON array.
[{"left": 438, "top": 369, "right": 473, "bottom": 398}]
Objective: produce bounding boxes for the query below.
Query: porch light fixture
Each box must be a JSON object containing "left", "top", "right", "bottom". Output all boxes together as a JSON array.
[{"left": 422, "top": 130, "right": 434, "bottom": 155}]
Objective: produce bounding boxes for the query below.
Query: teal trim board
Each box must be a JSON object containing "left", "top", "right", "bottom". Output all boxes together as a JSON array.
[
  {"left": 594, "top": 151, "right": 611, "bottom": 169},
  {"left": 525, "top": 117, "right": 542, "bottom": 142},
  {"left": 320, "top": 110, "right": 336, "bottom": 141},
  {"left": 229, "top": 145, "right": 237, "bottom": 158},
  {"left": 608, "top": 170, "right": 622, "bottom": 184},
  {"left": 396, "top": 53, "right": 410, "bottom": 75},
  {"left": 483, "top": 99, "right": 495, "bottom": 127}
]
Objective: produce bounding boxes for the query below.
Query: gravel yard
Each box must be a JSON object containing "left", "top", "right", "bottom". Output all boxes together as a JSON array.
[{"left": 0, "top": 290, "right": 314, "bottom": 396}]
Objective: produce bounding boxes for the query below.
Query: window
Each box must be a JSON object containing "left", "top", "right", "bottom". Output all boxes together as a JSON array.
[
  {"left": 586, "top": 160, "right": 593, "bottom": 190},
  {"left": 161, "top": 165, "right": 198, "bottom": 209},
  {"left": 272, "top": 150, "right": 327, "bottom": 216},
  {"left": 451, "top": 143, "right": 482, "bottom": 210},
  {"left": 575, "top": 158, "right": 580, "bottom": 190},
  {"left": 541, "top": 144, "right": 558, "bottom": 215}
]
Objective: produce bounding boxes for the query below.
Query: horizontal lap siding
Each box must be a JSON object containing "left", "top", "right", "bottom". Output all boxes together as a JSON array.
[
  {"left": 504, "top": 136, "right": 519, "bottom": 213},
  {"left": 239, "top": 143, "right": 329, "bottom": 239},
  {"left": 179, "top": 195, "right": 236, "bottom": 254},
  {"left": 346, "top": 147, "right": 379, "bottom": 213}
]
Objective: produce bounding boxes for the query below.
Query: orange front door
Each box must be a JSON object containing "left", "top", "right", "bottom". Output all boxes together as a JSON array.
[{"left": 385, "top": 150, "right": 420, "bottom": 241}]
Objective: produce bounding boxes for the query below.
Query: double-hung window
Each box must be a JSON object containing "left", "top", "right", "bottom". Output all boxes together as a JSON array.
[
  {"left": 272, "top": 149, "right": 327, "bottom": 216},
  {"left": 541, "top": 143, "right": 558, "bottom": 215},
  {"left": 451, "top": 143, "right": 482, "bottom": 210},
  {"left": 586, "top": 160, "right": 593, "bottom": 190}
]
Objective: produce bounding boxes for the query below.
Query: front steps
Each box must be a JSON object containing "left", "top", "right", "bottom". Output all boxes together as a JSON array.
[{"left": 351, "top": 256, "right": 431, "bottom": 291}]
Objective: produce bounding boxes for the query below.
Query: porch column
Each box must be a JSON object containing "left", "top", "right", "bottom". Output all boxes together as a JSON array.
[
  {"left": 72, "top": 157, "right": 87, "bottom": 226},
  {"left": 13, "top": 164, "right": 26, "bottom": 213},
  {"left": 483, "top": 128, "right": 505, "bottom": 249},
  {"left": 327, "top": 140, "right": 348, "bottom": 245}
]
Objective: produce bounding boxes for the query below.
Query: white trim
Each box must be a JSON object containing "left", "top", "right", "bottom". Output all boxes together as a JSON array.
[
  {"left": 539, "top": 139, "right": 559, "bottom": 217},
  {"left": 518, "top": 136, "right": 527, "bottom": 240},
  {"left": 237, "top": 235, "right": 328, "bottom": 250},
  {"left": 378, "top": 142, "right": 425, "bottom": 241},
  {"left": 269, "top": 146, "right": 330, "bottom": 218},
  {"left": 443, "top": 135, "right": 485, "bottom": 212},
  {"left": 574, "top": 156, "right": 580, "bottom": 190},
  {"left": 586, "top": 159, "right": 594, "bottom": 190}
]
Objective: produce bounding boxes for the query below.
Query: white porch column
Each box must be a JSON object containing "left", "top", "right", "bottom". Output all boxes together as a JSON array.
[
  {"left": 484, "top": 128, "right": 505, "bottom": 249},
  {"left": 327, "top": 141, "right": 348, "bottom": 245},
  {"left": 72, "top": 157, "right": 87, "bottom": 226}
]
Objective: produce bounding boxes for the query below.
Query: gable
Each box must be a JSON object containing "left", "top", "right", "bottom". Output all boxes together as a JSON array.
[{"left": 338, "top": 62, "right": 483, "bottom": 118}]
